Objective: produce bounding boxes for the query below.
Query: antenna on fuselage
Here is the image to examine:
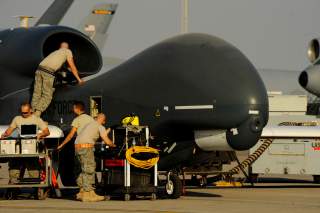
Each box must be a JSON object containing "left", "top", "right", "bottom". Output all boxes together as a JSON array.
[
  {"left": 181, "top": 0, "right": 189, "bottom": 34},
  {"left": 13, "top": 16, "right": 35, "bottom": 28}
]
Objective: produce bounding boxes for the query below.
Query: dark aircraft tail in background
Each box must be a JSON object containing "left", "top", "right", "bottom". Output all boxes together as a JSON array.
[{"left": 35, "top": 0, "right": 74, "bottom": 26}]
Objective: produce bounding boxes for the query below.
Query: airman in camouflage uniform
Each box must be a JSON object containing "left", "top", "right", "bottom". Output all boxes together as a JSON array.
[
  {"left": 56, "top": 101, "right": 94, "bottom": 200},
  {"left": 74, "top": 113, "right": 115, "bottom": 202},
  {"left": 74, "top": 147, "right": 96, "bottom": 195},
  {"left": 0, "top": 103, "right": 50, "bottom": 184},
  {"left": 31, "top": 42, "right": 84, "bottom": 117}
]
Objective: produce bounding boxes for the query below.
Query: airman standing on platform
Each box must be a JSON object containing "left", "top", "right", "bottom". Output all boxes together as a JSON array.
[{"left": 31, "top": 42, "right": 84, "bottom": 117}]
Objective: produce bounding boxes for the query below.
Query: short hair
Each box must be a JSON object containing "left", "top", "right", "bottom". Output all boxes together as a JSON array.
[
  {"left": 60, "top": 42, "right": 69, "bottom": 49},
  {"left": 73, "top": 101, "right": 85, "bottom": 111},
  {"left": 97, "top": 113, "right": 105, "bottom": 118},
  {"left": 96, "top": 113, "right": 106, "bottom": 120},
  {"left": 21, "top": 102, "right": 31, "bottom": 109}
]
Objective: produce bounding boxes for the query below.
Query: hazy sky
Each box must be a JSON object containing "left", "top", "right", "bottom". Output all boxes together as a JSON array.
[{"left": 1, "top": 0, "right": 320, "bottom": 71}]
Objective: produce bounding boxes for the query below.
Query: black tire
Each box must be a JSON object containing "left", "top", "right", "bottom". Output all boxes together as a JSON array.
[
  {"left": 165, "top": 173, "right": 182, "bottom": 199},
  {"left": 313, "top": 175, "right": 320, "bottom": 184}
]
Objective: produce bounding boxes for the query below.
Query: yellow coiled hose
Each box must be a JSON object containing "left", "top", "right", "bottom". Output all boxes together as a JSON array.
[{"left": 125, "top": 146, "right": 159, "bottom": 169}]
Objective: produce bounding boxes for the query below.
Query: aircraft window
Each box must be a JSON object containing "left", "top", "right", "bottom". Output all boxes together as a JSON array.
[{"left": 90, "top": 96, "right": 102, "bottom": 118}]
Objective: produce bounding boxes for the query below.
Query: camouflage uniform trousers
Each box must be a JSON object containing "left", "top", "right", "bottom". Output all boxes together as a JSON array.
[
  {"left": 74, "top": 147, "right": 96, "bottom": 192},
  {"left": 9, "top": 158, "right": 40, "bottom": 182},
  {"left": 31, "top": 70, "right": 55, "bottom": 114}
]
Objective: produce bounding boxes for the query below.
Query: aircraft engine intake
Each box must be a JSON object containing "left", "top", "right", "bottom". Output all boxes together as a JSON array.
[
  {"left": 299, "top": 38, "right": 320, "bottom": 97},
  {"left": 0, "top": 25, "right": 102, "bottom": 97},
  {"left": 194, "top": 115, "right": 264, "bottom": 151},
  {"left": 0, "top": 25, "right": 102, "bottom": 77},
  {"left": 307, "top": 38, "right": 320, "bottom": 63}
]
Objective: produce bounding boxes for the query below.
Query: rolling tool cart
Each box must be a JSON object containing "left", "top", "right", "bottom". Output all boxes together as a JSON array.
[
  {"left": 0, "top": 125, "right": 63, "bottom": 200},
  {"left": 101, "top": 125, "right": 159, "bottom": 201}
]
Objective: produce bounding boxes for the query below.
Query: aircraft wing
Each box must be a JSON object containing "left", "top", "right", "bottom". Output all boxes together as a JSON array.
[
  {"left": 261, "top": 125, "right": 320, "bottom": 139},
  {"left": 35, "top": 0, "right": 74, "bottom": 26}
]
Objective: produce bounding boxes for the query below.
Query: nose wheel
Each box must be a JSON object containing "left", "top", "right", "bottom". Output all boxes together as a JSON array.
[
  {"left": 164, "top": 172, "right": 182, "bottom": 199},
  {"left": 166, "top": 180, "right": 174, "bottom": 195}
]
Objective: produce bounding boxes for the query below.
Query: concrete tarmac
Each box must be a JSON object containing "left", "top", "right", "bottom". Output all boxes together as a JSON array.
[
  {"left": 1, "top": 153, "right": 320, "bottom": 213},
  {"left": 0, "top": 179, "right": 320, "bottom": 213}
]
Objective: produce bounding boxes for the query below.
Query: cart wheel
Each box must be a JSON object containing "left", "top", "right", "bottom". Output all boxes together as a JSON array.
[
  {"left": 165, "top": 173, "right": 182, "bottom": 199},
  {"left": 124, "top": 193, "right": 130, "bottom": 201},
  {"left": 151, "top": 193, "right": 156, "bottom": 201},
  {"left": 36, "top": 188, "right": 47, "bottom": 200},
  {"left": 5, "top": 189, "right": 19, "bottom": 200}
]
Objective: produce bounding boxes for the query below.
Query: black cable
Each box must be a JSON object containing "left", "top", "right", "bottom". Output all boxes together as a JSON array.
[{"left": 227, "top": 138, "right": 273, "bottom": 176}]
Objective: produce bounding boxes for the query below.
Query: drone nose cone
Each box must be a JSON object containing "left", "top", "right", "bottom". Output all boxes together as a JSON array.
[{"left": 299, "top": 71, "right": 308, "bottom": 88}]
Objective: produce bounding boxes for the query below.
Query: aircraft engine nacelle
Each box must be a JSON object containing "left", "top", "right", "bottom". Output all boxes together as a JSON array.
[
  {"left": 0, "top": 25, "right": 102, "bottom": 98},
  {"left": 299, "top": 38, "right": 320, "bottom": 96},
  {"left": 299, "top": 64, "right": 320, "bottom": 96},
  {"left": 195, "top": 115, "right": 263, "bottom": 151},
  {"left": 307, "top": 38, "right": 320, "bottom": 63}
]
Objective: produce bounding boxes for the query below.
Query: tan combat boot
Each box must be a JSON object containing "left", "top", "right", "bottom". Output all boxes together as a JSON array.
[
  {"left": 80, "top": 191, "right": 91, "bottom": 202},
  {"left": 81, "top": 190, "right": 105, "bottom": 202},
  {"left": 76, "top": 188, "right": 84, "bottom": 200},
  {"left": 89, "top": 190, "right": 105, "bottom": 202}
]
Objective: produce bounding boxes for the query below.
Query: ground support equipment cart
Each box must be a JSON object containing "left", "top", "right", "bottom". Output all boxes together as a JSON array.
[{"left": 99, "top": 125, "right": 158, "bottom": 201}]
